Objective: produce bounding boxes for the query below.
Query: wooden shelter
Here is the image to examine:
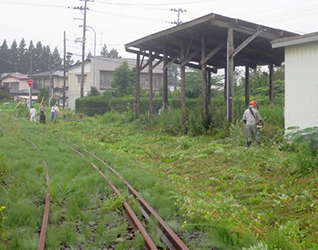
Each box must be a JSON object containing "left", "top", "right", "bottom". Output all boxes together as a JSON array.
[{"left": 125, "top": 12, "right": 298, "bottom": 122}]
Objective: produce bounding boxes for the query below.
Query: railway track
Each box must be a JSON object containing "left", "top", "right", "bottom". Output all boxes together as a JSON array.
[{"left": 27, "top": 137, "right": 190, "bottom": 249}]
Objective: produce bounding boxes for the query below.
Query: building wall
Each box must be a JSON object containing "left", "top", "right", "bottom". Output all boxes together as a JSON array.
[
  {"left": 67, "top": 63, "right": 92, "bottom": 110},
  {"left": 67, "top": 58, "right": 164, "bottom": 110},
  {"left": 1, "top": 77, "right": 29, "bottom": 90},
  {"left": 285, "top": 40, "right": 318, "bottom": 129}
]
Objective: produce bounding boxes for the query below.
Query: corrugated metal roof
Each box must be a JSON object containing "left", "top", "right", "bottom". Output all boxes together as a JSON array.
[{"left": 271, "top": 31, "right": 318, "bottom": 48}]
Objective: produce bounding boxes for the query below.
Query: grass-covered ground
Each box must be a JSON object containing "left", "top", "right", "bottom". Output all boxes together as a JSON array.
[{"left": 1, "top": 102, "right": 318, "bottom": 250}]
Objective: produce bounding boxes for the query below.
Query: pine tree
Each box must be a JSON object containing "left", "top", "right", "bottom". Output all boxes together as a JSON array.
[
  {"left": 0, "top": 40, "right": 10, "bottom": 73},
  {"left": 9, "top": 40, "right": 18, "bottom": 72},
  {"left": 17, "top": 39, "right": 28, "bottom": 73}
]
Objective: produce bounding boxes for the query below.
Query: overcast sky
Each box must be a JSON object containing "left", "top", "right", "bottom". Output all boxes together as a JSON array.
[{"left": 1, "top": 0, "right": 318, "bottom": 61}]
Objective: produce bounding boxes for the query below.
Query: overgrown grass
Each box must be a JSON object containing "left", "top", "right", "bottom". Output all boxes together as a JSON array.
[{"left": 1, "top": 102, "right": 318, "bottom": 249}]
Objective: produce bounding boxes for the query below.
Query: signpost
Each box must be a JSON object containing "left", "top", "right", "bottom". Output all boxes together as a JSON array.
[{"left": 27, "top": 80, "right": 33, "bottom": 108}]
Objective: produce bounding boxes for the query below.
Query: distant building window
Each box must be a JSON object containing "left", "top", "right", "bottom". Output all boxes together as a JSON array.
[
  {"left": 141, "top": 78, "right": 148, "bottom": 89},
  {"left": 100, "top": 75, "right": 112, "bottom": 90},
  {"left": 76, "top": 75, "right": 87, "bottom": 85}
]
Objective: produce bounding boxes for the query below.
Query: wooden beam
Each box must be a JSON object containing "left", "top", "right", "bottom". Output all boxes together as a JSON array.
[
  {"left": 232, "top": 29, "right": 262, "bottom": 57},
  {"left": 269, "top": 64, "right": 274, "bottom": 104},
  {"left": 201, "top": 42, "right": 226, "bottom": 65},
  {"left": 162, "top": 55, "right": 179, "bottom": 71},
  {"left": 163, "top": 48, "right": 168, "bottom": 109},
  {"left": 245, "top": 66, "right": 250, "bottom": 108},
  {"left": 136, "top": 53, "right": 140, "bottom": 117},
  {"left": 180, "top": 48, "right": 200, "bottom": 68},
  {"left": 201, "top": 36, "right": 207, "bottom": 116},
  {"left": 210, "top": 20, "right": 280, "bottom": 40},
  {"left": 227, "top": 28, "right": 234, "bottom": 123},
  {"left": 180, "top": 42, "right": 186, "bottom": 108},
  {"left": 148, "top": 52, "right": 153, "bottom": 119}
]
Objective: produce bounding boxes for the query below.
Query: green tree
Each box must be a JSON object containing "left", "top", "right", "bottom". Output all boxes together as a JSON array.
[
  {"left": 100, "top": 44, "right": 119, "bottom": 58},
  {"left": 51, "top": 47, "right": 61, "bottom": 70},
  {"left": 17, "top": 39, "right": 28, "bottom": 73},
  {"left": 111, "top": 61, "right": 135, "bottom": 97},
  {"left": 9, "top": 40, "right": 18, "bottom": 72},
  {"left": 0, "top": 86, "right": 10, "bottom": 101},
  {"left": 37, "top": 87, "right": 49, "bottom": 103},
  {"left": 87, "top": 86, "right": 101, "bottom": 97},
  {"left": 0, "top": 40, "right": 10, "bottom": 73},
  {"left": 185, "top": 69, "right": 202, "bottom": 98}
]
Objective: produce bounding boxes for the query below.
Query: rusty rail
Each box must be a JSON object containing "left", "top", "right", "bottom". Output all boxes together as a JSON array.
[{"left": 80, "top": 149, "right": 190, "bottom": 250}]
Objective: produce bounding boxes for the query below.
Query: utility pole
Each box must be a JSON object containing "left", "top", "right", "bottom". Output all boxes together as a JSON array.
[
  {"left": 29, "top": 45, "right": 33, "bottom": 109},
  {"left": 63, "top": 31, "right": 66, "bottom": 109},
  {"left": 170, "top": 8, "right": 186, "bottom": 25},
  {"left": 80, "top": 0, "right": 87, "bottom": 98},
  {"left": 74, "top": 0, "right": 94, "bottom": 98}
]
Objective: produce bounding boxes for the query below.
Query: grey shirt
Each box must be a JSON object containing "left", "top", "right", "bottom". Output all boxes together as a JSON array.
[{"left": 242, "top": 106, "right": 262, "bottom": 125}]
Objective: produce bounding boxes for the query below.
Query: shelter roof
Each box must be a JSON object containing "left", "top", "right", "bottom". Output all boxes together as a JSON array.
[{"left": 125, "top": 12, "right": 298, "bottom": 69}]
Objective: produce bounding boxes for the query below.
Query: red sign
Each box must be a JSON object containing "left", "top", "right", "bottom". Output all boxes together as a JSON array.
[{"left": 27, "top": 80, "right": 33, "bottom": 87}]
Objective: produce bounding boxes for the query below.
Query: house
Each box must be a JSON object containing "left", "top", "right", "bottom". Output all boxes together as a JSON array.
[
  {"left": 32, "top": 70, "right": 68, "bottom": 106},
  {"left": 271, "top": 32, "right": 318, "bottom": 130},
  {"left": 0, "top": 71, "right": 68, "bottom": 104},
  {"left": 0, "top": 73, "right": 30, "bottom": 92},
  {"left": 0, "top": 73, "right": 37, "bottom": 101},
  {"left": 67, "top": 57, "right": 164, "bottom": 110}
]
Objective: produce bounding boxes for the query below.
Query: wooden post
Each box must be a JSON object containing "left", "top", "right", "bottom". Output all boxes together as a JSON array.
[
  {"left": 227, "top": 28, "right": 234, "bottom": 123},
  {"left": 180, "top": 42, "right": 186, "bottom": 108},
  {"left": 163, "top": 48, "right": 168, "bottom": 109},
  {"left": 207, "top": 70, "right": 211, "bottom": 106},
  {"left": 224, "top": 67, "right": 227, "bottom": 102},
  {"left": 245, "top": 66, "right": 250, "bottom": 107},
  {"left": 136, "top": 53, "right": 140, "bottom": 118},
  {"left": 148, "top": 52, "right": 153, "bottom": 118},
  {"left": 201, "top": 36, "right": 207, "bottom": 116},
  {"left": 269, "top": 64, "right": 274, "bottom": 104}
]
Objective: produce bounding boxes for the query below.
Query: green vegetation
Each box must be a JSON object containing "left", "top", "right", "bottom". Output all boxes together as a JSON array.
[{"left": 0, "top": 98, "right": 318, "bottom": 249}]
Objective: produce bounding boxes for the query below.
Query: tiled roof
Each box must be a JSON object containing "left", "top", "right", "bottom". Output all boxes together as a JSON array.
[{"left": 0, "top": 73, "right": 30, "bottom": 81}]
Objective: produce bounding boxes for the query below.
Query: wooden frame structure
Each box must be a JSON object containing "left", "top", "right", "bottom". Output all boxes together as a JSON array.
[{"left": 125, "top": 12, "right": 298, "bottom": 122}]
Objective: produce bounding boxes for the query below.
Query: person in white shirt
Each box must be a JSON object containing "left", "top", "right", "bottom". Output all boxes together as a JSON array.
[{"left": 29, "top": 106, "right": 36, "bottom": 122}]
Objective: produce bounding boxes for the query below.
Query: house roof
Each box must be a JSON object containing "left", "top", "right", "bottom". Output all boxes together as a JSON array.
[
  {"left": 67, "top": 57, "right": 163, "bottom": 74},
  {"left": 125, "top": 12, "right": 298, "bottom": 69},
  {"left": 271, "top": 31, "right": 318, "bottom": 48},
  {"left": 0, "top": 73, "right": 30, "bottom": 81},
  {"left": 32, "top": 70, "right": 67, "bottom": 78}
]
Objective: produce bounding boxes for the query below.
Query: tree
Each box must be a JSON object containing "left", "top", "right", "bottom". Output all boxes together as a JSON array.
[
  {"left": 111, "top": 61, "right": 135, "bottom": 97},
  {"left": 185, "top": 69, "right": 202, "bottom": 98},
  {"left": 0, "top": 40, "right": 10, "bottom": 73},
  {"left": 17, "top": 39, "right": 28, "bottom": 73},
  {"left": 9, "top": 40, "right": 18, "bottom": 72},
  {"left": 37, "top": 87, "right": 49, "bottom": 104},
  {"left": 87, "top": 86, "right": 101, "bottom": 97},
  {"left": 51, "top": 47, "right": 61, "bottom": 70},
  {"left": 0, "top": 86, "right": 10, "bottom": 101},
  {"left": 100, "top": 44, "right": 119, "bottom": 58}
]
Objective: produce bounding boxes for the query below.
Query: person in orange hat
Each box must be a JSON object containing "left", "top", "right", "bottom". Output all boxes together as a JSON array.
[{"left": 242, "top": 100, "right": 263, "bottom": 147}]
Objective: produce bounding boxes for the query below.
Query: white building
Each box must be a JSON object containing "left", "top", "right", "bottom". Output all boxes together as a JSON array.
[
  {"left": 272, "top": 32, "right": 318, "bottom": 130},
  {"left": 67, "top": 57, "right": 164, "bottom": 110}
]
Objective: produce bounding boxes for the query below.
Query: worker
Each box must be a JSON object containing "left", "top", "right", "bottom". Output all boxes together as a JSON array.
[
  {"left": 242, "top": 100, "right": 263, "bottom": 147},
  {"left": 29, "top": 106, "right": 36, "bottom": 122}
]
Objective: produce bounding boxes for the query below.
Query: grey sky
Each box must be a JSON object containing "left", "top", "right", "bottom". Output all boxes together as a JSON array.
[{"left": 1, "top": 0, "right": 317, "bottom": 61}]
